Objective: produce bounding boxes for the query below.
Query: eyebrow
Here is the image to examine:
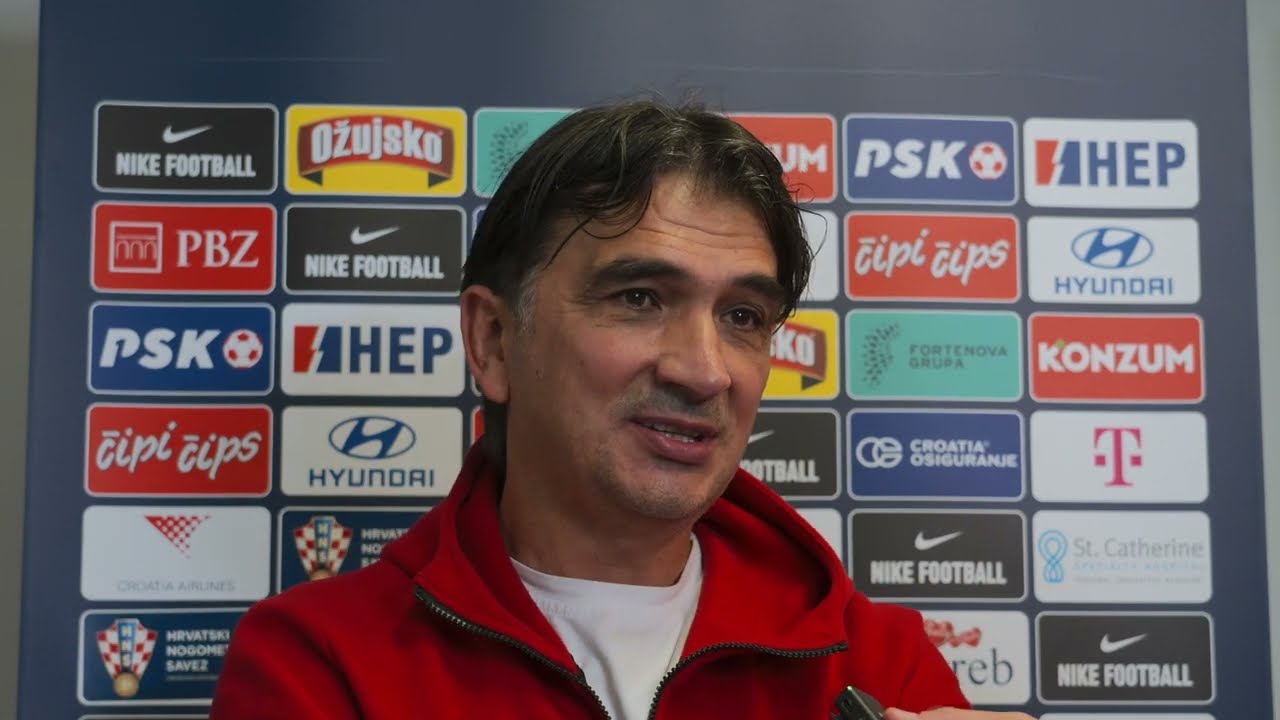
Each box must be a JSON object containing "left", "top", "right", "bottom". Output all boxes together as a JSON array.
[{"left": 581, "top": 257, "right": 788, "bottom": 308}]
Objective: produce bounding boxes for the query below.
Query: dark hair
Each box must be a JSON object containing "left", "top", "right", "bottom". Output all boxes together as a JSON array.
[{"left": 462, "top": 99, "right": 812, "bottom": 467}]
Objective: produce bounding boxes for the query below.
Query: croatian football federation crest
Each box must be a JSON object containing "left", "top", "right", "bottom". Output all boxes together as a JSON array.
[
  {"left": 294, "top": 515, "right": 354, "bottom": 580},
  {"left": 96, "top": 618, "right": 158, "bottom": 698}
]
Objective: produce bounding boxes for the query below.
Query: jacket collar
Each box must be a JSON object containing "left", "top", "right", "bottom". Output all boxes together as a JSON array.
[{"left": 384, "top": 443, "right": 851, "bottom": 668}]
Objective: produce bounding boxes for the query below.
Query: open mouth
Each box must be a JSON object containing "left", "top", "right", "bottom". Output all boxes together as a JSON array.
[{"left": 637, "top": 421, "right": 707, "bottom": 444}]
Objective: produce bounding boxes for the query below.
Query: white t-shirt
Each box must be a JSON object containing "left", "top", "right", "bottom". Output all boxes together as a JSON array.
[{"left": 513, "top": 537, "right": 704, "bottom": 720}]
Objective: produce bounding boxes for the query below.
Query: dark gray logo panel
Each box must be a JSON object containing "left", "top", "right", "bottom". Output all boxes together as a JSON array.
[
  {"left": 1037, "top": 613, "right": 1214, "bottom": 704},
  {"left": 94, "top": 102, "right": 277, "bottom": 193},
  {"left": 850, "top": 510, "right": 1026, "bottom": 601},
  {"left": 284, "top": 205, "right": 465, "bottom": 295},
  {"left": 742, "top": 408, "right": 840, "bottom": 499}
]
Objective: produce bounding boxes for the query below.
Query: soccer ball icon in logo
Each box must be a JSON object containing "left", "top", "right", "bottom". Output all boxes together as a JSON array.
[
  {"left": 222, "top": 329, "right": 264, "bottom": 369},
  {"left": 968, "top": 141, "right": 1008, "bottom": 180}
]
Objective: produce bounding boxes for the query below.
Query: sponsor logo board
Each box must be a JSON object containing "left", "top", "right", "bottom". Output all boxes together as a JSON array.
[
  {"left": 764, "top": 309, "right": 840, "bottom": 399},
  {"left": 1037, "top": 612, "right": 1214, "bottom": 704},
  {"left": 730, "top": 113, "right": 837, "bottom": 203},
  {"left": 1034, "top": 511, "right": 1211, "bottom": 604},
  {"left": 847, "top": 310, "right": 1022, "bottom": 401},
  {"left": 471, "top": 406, "right": 484, "bottom": 446},
  {"left": 740, "top": 408, "right": 840, "bottom": 500},
  {"left": 796, "top": 508, "right": 844, "bottom": 565},
  {"left": 85, "top": 404, "right": 271, "bottom": 497},
  {"left": 79, "top": 608, "right": 244, "bottom": 705},
  {"left": 88, "top": 303, "right": 273, "bottom": 395},
  {"left": 1031, "top": 411, "right": 1208, "bottom": 503},
  {"left": 1027, "top": 217, "right": 1200, "bottom": 304},
  {"left": 801, "top": 210, "right": 840, "bottom": 302},
  {"left": 92, "top": 202, "right": 276, "bottom": 293},
  {"left": 1029, "top": 313, "right": 1204, "bottom": 403},
  {"left": 94, "top": 102, "right": 277, "bottom": 193},
  {"left": 285, "top": 104, "right": 466, "bottom": 196},
  {"left": 1024, "top": 118, "right": 1198, "bottom": 208},
  {"left": 843, "top": 115, "right": 1017, "bottom": 205},
  {"left": 283, "top": 204, "right": 465, "bottom": 295},
  {"left": 849, "top": 510, "right": 1026, "bottom": 601},
  {"left": 1041, "top": 715, "right": 1214, "bottom": 719},
  {"left": 280, "top": 303, "right": 463, "bottom": 396},
  {"left": 472, "top": 107, "right": 573, "bottom": 197},
  {"left": 919, "top": 610, "right": 1031, "bottom": 705},
  {"left": 81, "top": 506, "right": 269, "bottom": 601},
  {"left": 280, "top": 406, "right": 462, "bottom": 496},
  {"left": 849, "top": 410, "right": 1023, "bottom": 500},
  {"left": 845, "top": 213, "right": 1019, "bottom": 302},
  {"left": 278, "top": 507, "right": 427, "bottom": 590}
]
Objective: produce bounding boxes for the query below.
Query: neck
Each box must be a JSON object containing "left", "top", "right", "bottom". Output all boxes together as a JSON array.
[{"left": 498, "top": 474, "right": 696, "bottom": 587}]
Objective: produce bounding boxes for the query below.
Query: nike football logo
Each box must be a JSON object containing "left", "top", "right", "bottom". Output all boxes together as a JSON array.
[
  {"left": 914, "top": 531, "right": 963, "bottom": 551},
  {"left": 747, "top": 430, "right": 775, "bottom": 444},
  {"left": 350, "top": 226, "right": 399, "bottom": 245},
  {"left": 1099, "top": 633, "right": 1146, "bottom": 654},
  {"left": 162, "top": 124, "right": 212, "bottom": 143}
]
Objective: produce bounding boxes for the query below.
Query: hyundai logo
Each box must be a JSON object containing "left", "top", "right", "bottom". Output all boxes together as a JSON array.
[
  {"left": 1070, "top": 227, "right": 1155, "bottom": 269},
  {"left": 328, "top": 416, "right": 416, "bottom": 460}
]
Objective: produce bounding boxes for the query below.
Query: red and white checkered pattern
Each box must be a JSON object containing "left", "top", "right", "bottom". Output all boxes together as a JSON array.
[
  {"left": 145, "top": 514, "right": 210, "bottom": 555},
  {"left": 294, "top": 516, "right": 354, "bottom": 575},
  {"left": 96, "top": 618, "right": 157, "bottom": 680}
]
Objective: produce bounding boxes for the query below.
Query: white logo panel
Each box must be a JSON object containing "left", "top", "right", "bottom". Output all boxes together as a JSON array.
[
  {"left": 1031, "top": 411, "right": 1207, "bottom": 503},
  {"left": 1033, "top": 511, "right": 1211, "bottom": 604},
  {"left": 81, "top": 505, "right": 270, "bottom": 601},
  {"left": 281, "top": 406, "right": 461, "bottom": 497},
  {"left": 796, "top": 508, "right": 843, "bottom": 564},
  {"left": 801, "top": 210, "right": 839, "bottom": 302},
  {"left": 1027, "top": 217, "right": 1200, "bottom": 304},
  {"left": 920, "top": 610, "right": 1031, "bottom": 705}
]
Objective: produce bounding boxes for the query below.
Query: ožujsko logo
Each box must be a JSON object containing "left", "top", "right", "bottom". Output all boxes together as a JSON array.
[
  {"left": 1026, "top": 217, "right": 1200, "bottom": 304},
  {"left": 1028, "top": 313, "right": 1204, "bottom": 402},
  {"left": 846, "top": 310, "right": 1022, "bottom": 401},
  {"left": 843, "top": 114, "right": 1017, "bottom": 205},
  {"left": 924, "top": 611, "right": 1031, "bottom": 705},
  {"left": 729, "top": 113, "right": 837, "bottom": 203},
  {"left": 845, "top": 212, "right": 1019, "bottom": 301},
  {"left": 92, "top": 202, "right": 276, "bottom": 293},
  {"left": 86, "top": 404, "right": 271, "bottom": 497},
  {"left": 280, "top": 303, "right": 463, "bottom": 396},
  {"left": 278, "top": 508, "right": 426, "bottom": 590},
  {"left": 88, "top": 303, "right": 274, "bottom": 395},
  {"left": 473, "top": 108, "right": 573, "bottom": 197},
  {"left": 764, "top": 309, "right": 839, "bottom": 399},
  {"left": 1023, "top": 118, "right": 1199, "bottom": 208},
  {"left": 285, "top": 105, "right": 466, "bottom": 196}
]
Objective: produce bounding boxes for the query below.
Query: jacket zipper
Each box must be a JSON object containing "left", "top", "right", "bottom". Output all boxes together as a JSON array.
[
  {"left": 413, "top": 585, "right": 614, "bottom": 720},
  {"left": 645, "top": 640, "right": 849, "bottom": 720}
]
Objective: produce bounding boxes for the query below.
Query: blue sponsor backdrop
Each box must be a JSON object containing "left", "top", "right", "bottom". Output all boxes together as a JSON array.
[
  {"left": 277, "top": 508, "right": 425, "bottom": 591},
  {"left": 20, "top": 0, "right": 1268, "bottom": 718}
]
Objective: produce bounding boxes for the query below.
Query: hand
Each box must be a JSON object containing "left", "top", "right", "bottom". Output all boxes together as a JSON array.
[{"left": 884, "top": 709, "right": 1036, "bottom": 720}]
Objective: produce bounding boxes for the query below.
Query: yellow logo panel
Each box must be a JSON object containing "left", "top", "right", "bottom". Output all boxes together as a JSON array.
[
  {"left": 285, "top": 104, "right": 467, "bottom": 197},
  {"left": 764, "top": 309, "right": 840, "bottom": 400}
]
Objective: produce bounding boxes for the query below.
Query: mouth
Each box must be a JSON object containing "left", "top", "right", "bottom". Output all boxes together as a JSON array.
[{"left": 630, "top": 415, "right": 721, "bottom": 464}]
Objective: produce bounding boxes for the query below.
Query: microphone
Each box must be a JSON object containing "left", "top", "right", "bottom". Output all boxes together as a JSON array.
[{"left": 832, "top": 686, "right": 885, "bottom": 720}]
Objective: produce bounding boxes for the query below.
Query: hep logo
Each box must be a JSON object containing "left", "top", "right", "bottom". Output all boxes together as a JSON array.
[
  {"left": 1035, "top": 139, "right": 1186, "bottom": 188},
  {"left": 293, "top": 325, "right": 453, "bottom": 374},
  {"left": 1094, "top": 427, "right": 1142, "bottom": 487}
]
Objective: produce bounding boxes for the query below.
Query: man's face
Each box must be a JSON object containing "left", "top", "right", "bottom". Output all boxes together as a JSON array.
[{"left": 499, "top": 173, "right": 783, "bottom": 526}]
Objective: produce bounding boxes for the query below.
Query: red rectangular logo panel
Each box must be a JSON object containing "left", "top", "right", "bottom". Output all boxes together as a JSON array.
[
  {"left": 86, "top": 404, "right": 273, "bottom": 496},
  {"left": 845, "top": 213, "right": 1019, "bottom": 301},
  {"left": 1029, "top": 313, "right": 1204, "bottom": 402},
  {"left": 92, "top": 202, "right": 276, "bottom": 293},
  {"left": 729, "top": 114, "right": 837, "bottom": 203}
]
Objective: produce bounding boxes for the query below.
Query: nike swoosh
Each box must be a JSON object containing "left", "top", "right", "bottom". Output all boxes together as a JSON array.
[
  {"left": 914, "top": 530, "right": 963, "bottom": 552},
  {"left": 162, "top": 124, "right": 213, "bottom": 143},
  {"left": 350, "top": 226, "right": 399, "bottom": 245},
  {"left": 747, "top": 430, "right": 775, "bottom": 444},
  {"left": 1099, "top": 633, "right": 1147, "bottom": 654}
]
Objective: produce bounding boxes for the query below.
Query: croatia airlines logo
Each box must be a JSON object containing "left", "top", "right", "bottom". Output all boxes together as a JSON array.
[{"left": 1029, "top": 313, "right": 1204, "bottom": 403}]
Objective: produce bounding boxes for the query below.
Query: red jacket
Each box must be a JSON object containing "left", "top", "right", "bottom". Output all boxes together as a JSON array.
[{"left": 210, "top": 446, "right": 970, "bottom": 719}]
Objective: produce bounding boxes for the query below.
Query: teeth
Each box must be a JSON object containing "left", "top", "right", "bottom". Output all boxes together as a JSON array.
[{"left": 643, "top": 422, "right": 704, "bottom": 442}]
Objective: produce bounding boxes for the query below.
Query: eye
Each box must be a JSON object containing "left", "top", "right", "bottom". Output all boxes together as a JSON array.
[
  {"left": 726, "top": 307, "right": 765, "bottom": 331},
  {"left": 619, "top": 289, "right": 658, "bottom": 310}
]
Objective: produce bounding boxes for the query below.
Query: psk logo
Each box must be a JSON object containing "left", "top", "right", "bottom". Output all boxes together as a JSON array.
[
  {"left": 1038, "top": 530, "right": 1068, "bottom": 584},
  {"left": 294, "top": 515, "right": 354, "bottom": 581},
  {"left": 146, "top": 514, "right": 209, "bottom": 556},
  {"left": 1071, "top": 227, "right": 1154, "bottom": 269},
  {"left": 222, "top": 329, "right": 264, "bottom": 369},
  {"left": 96, "top": 618, "right": 157, "bottom": 698},
  {"left": 328, "top": 416, "right": 416, "bottom": 460}
]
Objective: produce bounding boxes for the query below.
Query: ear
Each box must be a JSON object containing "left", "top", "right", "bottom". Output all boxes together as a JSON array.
[{"left": 460, "top": 285, "right": 512, "bottom": 404}]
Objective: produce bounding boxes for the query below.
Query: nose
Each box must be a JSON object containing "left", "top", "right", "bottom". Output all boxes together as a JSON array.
[{"left": 654, "top": 310, "right": 732, "bottom": 402}]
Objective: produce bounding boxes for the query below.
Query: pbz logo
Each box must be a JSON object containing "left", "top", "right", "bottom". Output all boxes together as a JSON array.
[
  {"left": 89, "top": 303, "right": 274, "bottom": 394},
  {"left": 844, "top": 115, "right": 1017, "bottom": 205}
]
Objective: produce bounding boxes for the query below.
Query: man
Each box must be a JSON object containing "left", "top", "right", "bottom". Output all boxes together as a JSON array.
[{"left": 210, "top": 101, "right": 1036, "bottom": 720}]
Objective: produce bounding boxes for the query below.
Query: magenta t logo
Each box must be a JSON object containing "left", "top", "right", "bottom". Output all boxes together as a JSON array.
[{"left": 1093, "top": 427, "right": 1142, "bottom": 486}]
